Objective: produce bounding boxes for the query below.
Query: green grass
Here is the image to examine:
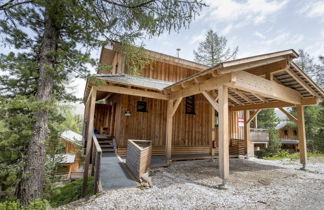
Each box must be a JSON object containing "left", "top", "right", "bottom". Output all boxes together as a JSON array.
[
  {"left": 48, "top": 177, "right": 94, "bottom": 207},
  {"left": 264, "top": 151, "right": 324, "bottom": 160}
]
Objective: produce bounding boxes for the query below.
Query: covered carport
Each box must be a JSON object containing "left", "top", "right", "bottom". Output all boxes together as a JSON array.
[{"left": 163, "top": 49, "right": 324, "bottom": 185}]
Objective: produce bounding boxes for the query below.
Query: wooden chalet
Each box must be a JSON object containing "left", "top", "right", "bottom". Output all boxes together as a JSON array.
[{"left": 82, "top": 43, "right": 324, "bottom": 192}]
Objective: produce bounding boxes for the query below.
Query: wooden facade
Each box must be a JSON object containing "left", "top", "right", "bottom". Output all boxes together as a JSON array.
[{"left": 82, "top": 44, "right": 324, "bottom": 191}]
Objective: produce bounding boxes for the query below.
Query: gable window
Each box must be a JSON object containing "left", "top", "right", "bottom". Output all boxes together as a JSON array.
[
  {"left": 137, "top": 101, "right": 147, "bottom": 112},
  {"left": 185, "top": 96, "right": 195, "bottom": 115}
]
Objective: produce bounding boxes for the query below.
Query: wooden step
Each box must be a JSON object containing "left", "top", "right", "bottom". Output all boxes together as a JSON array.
[
  {"left": 99, "top": 140, "right": 113, "bottom": 144},
  {"left": 100, "top": 144, "right": 114, "bottom": 148},
  {"left": 102, "top": 148, "right": 115, "bottom": 152}
]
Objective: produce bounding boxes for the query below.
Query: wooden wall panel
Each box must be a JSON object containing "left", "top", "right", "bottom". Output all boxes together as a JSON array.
[
  {"left": 139, "top": 61, "right": 197, "bottom": 82},
  {"left": 114, "top": 94, "right": 212, "bottom": 149}
]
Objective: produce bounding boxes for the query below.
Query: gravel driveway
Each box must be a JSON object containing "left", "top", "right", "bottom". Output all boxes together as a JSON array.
[{"left": 61, "top": 157, "right": 324, "bottom": 210}]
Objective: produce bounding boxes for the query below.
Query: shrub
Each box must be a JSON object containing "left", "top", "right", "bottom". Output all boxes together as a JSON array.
[
  {"left": 48, "top": 177, "right": 94, "bottom": 207},
  {"left": 0, "top": 199, "right": 49, "bottom": 210}
]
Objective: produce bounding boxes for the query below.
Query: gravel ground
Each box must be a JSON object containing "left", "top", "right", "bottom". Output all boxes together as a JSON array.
[{"left": 60, "top": 157, "right": 324, "bottom": 210}]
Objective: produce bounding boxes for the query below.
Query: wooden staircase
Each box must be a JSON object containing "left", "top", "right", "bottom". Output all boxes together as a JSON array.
[{"left": 96, "top": 135, "right": 117, "bottom": 153}]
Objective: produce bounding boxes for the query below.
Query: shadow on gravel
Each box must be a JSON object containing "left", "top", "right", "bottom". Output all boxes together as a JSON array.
[{"left": 150, "top": 158, "right": 285, "bottom": 189}]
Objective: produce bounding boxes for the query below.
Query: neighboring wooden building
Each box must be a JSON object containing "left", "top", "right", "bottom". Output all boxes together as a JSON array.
[
  {"left": 82, "top": 43, "right": 324, "bottom": 191},
  {"left": 277, "top": 121, "right": 299, "bottom": 152},
  {"left": 56, "top": 130, "right": 84, "bottom": 179}
]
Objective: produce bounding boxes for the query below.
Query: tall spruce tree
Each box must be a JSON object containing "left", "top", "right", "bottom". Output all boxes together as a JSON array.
[
  {"left": 0, "top": 0, "right": 206, "bottom": 204},
  {"left": 193, "top": 29, "right": 238, "bottom": 66},
  {"left": 257, "top": 109, "right": 281, "bottom": 154}
]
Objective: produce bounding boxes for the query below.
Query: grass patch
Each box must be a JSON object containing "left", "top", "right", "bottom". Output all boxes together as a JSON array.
[
  {"left": 264, "top": 151, "right": 324, "bottom": 160},
  {"left": 48, "top": 177, "right": 94, "bottom": 207}
]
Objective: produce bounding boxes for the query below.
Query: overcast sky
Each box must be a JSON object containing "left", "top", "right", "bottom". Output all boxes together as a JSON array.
[{"left": 69, "top": 0, "right": 324, "bottom": 100}]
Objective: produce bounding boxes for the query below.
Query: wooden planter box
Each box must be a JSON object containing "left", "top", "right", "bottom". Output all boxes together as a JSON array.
[{"left": 126, "top": 140, "right": 152, "bottom": 180}]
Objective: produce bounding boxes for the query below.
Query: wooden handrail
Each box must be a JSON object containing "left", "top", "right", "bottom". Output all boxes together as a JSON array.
[
  {"left": 82, "top": 133, "right": 102, "bottom": 196},
  {"left": 93, "top": 135, "right": 102, "bottom": 153}
]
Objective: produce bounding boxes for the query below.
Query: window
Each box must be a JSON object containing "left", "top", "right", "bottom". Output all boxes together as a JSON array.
[
  {"left": 185, "top": 96, "right": 195, "bottom": 114},
  {"left": 284, "top": 130, "right": 288, "bottom": 136},
  {"left": 137, "top": 101, "right": 147, "bottom": 112},
  {"left": 293, "top": 130, "right": 297, "bottom": 136}
]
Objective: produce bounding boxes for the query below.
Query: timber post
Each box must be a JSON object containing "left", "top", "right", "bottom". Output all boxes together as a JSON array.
[
  {"left": 165, "top": 100, "right": 173, "bottom": 163},
  {"left": 82, "top": 87, "right": 97, "bottom": 197},
  {"left": 165, "top": 97, "right": 183, "bottom": 164},
  {"left": 218, "top": 85, "right": 229, "bottom": 185},
  {"left": 296, "top": 105, "right": 307, "bottom": 169},
  {"left": 244, "top": 110, "right": 253, "bottom": 158}
]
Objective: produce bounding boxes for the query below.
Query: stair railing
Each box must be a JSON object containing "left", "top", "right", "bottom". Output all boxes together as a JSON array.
[{"left": 82, "top": 133, "right": 102, "bottom": 196}]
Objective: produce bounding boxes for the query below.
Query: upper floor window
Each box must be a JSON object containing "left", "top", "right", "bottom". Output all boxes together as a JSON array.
[
  {"left": 137, "top": 101, "right": 147, "bottom": 112},
  {"left": 284, "top": 129, "right": 288, "bottom": 136},
  {"left": 185, "top": 96, "right": 195, "bottom": 115}
]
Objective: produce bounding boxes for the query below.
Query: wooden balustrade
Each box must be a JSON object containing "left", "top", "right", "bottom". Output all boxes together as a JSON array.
[{"left": 82, "top": 134, "right": 102, "bottom": 196}]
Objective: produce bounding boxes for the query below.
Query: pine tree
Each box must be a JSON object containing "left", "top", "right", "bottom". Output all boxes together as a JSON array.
[
  {"left": 257, "top": 109, "right": 281, "bottom": 154},
  {"left": 0, "top": 0, "right": 205, "bottom": 204},
  {"left": 193, "top": 30, "right": 238, "bottom": 66}
]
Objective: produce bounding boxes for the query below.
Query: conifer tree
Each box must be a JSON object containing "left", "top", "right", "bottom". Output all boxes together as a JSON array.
[
  {"left": 193, "top": 29, "right": 238, "bottom": 66},
  {"left": 0, "top": 0, "right": 206, "bottom": 204},
  {"left": 257, "top": 109, "right": 281, "bottom": 154}
]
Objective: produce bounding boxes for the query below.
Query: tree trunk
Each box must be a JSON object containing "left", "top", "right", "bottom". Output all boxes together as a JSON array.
[{"left": 18, "top": 11, "right": 59, "bottom": 205}]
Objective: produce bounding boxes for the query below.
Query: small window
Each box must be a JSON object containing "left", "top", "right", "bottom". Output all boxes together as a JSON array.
[
  {"left": 137, "top": 101, "right": 147, "bottom": 112},
  {"left": 284, "top": 130, "right": 288, "bottom": 136},
  {"left": 293, "top": 130, "right": 297, "bottom": 136},
  {"left": 185, "top": 96, "right": 195, "bottom": 115}
]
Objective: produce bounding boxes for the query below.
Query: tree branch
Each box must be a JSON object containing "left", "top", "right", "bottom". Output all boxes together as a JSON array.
[
  {"left": 102, "top": 0, "right": 156, "bottom": 9},
  {"left": 0, "top": 0, "right": 33, "bottom": 11}
]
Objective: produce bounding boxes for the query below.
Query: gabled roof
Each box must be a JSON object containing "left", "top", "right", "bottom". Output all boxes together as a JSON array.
[
  {"left": 100, "top": 44, "right": 208, "bottom": 72},
  {"left": 95, "top": 74, "right": 174, "bottom": 91},
  {"left": 61, "top": 130, "right": 82, "bottom": 146},
  {"left": 54, "top": 154, "right": 76, "bottom": 164},
  {"left": 165, "top": 49, "right": 299, "bottom": 90}
]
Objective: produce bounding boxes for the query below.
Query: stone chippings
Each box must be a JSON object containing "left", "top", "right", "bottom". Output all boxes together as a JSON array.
[{"left": 59, "top": 157, "right": 324, "bottom": 210}]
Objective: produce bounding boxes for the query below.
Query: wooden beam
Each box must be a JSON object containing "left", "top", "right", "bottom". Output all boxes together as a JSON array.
[
  {"left": 231, "top": 89, "right": 253, "bottom": 104},
  {"left": 229, "top": 71, "right": 301, "bottom": 104},
  {"left": 220, "top": 57, "right": 286, "bottom": 74},
  {"left": 279, "top": 107, "right": 297, "bottom": 122},
  {"left": 296, "top": 105, "right": 307, "bottom": 168},
  {"left": 246, "top": 109, "right": 261, "bottom": 124},
  {"left": 202, "top": 91, "right": 219, "bottom": 112},
  {"left": 96, "top": 85, "right": 169, "bottom": 100},
  {"left": 265, "top": 72, "right": 273, "bottom": 80},
  {"left": 285, "top": 68, "right": 318, "bottom": 96},
  {"left": 228, "top": 94, "right": 243, "bottom": 105},
  {"left": 218, "top": 85, "right": 229, "bottom": 184},
  {"left": 230, "top": 97, "right": 319, "bottom": 111},
  {"left": 170, "top": 73, "right": 234, "bottom": 100},
  {"left": 171, "top": 97, "right": 182, "bottom": 116},
  {"left": 82, "top": 87, "right": 97, "bottom": 197}
]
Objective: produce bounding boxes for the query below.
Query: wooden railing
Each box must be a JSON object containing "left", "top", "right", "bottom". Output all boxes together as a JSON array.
[{"left": 82, "top": 134, "right": 102, "bottom": 196}]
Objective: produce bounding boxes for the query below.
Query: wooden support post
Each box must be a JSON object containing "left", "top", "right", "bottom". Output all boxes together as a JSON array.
[
  {"left": 211, "top": 107, "right": 216, "bottom": 157},
  {"left": 82, "top": 87, "right": 97, "bottom": 197},
  {"left": 244, "top": 110, "right": 253, "bottom": 157},
  {"left": 218, "top": 85, "right": 229, "bottom": 185},
  {"left": 296, "top": 105, "right": 307, "bottom": 168},
  {"left": 165, "top": 98, "right": 182, "bottom": 163},
  {"left": 166, "top": 100, "right": 174, "bottom": 162}
]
